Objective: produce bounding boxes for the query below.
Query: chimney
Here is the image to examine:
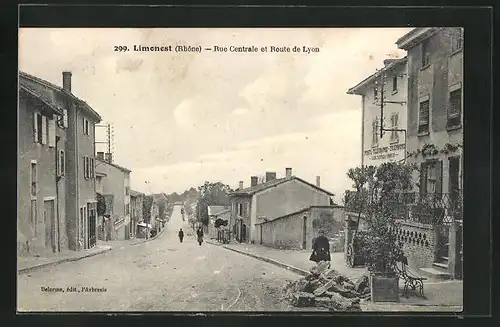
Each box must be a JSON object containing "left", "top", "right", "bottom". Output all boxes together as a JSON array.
[
  {"left": 105, "top": 152, "right": 113, "bottom": 163},
  {"left": 265, "top": 172, "right": 276, "bottom": 182},
  {"left": 250, "top": 176, "right": 258, "bottom": 187},
  {"left": 285, "top": 168, "right": 292, "bottom": 179},
  {"left": 239, "top": 181, "right": 244, "bottom": 190},
  {"left": 316, "top": 176, "right": 321, "bottom": 187},
  {"left": 62, "top": 71, "right": 72, "bottom": 92},
  {"left": 96, "top": 152, "right": 104, "bottom": 161}
]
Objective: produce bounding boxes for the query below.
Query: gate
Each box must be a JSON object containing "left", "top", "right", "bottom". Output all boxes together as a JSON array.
[{"left": 87, "top": 205, "right": 96, "bottom": 248}]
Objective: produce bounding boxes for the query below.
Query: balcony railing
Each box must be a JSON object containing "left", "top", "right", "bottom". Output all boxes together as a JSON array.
[{"left": 344, "top": 191, "right": 463, "bottom": 225}]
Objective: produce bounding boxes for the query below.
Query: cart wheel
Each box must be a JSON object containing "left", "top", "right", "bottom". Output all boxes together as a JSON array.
[{"left": 346, "top": 245, "right": 355, "bottom": 267}]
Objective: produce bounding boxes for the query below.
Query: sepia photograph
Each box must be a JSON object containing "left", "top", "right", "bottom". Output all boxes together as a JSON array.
[{"left": 17, "top": 26, "right": 464, "bottom": 313}]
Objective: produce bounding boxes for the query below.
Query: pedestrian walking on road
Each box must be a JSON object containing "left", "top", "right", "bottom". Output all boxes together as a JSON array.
[
  {"left": 310, "top": 229, "right": 331, "bottom": 267},
  {"left": 196, "top": 227, "right": 204, "bottom": 246},
  {"left": 178, "top": 228, "right": 184, "bottom": 243}
]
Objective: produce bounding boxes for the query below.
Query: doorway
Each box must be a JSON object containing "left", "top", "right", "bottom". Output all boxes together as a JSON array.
[
  {"left": 87, "top": 204, "right": 96, "bottom": 248},
  {"left": 44, "top": 200, "right": 56, "bottom": 253}
]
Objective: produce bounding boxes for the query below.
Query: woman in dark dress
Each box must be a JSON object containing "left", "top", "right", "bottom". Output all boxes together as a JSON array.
[
  {"left": 310, "top": 229, "right": 331, "bottom": 264},
  {"left": 196, "top": 227, "right": 204, "bottom": 246}
]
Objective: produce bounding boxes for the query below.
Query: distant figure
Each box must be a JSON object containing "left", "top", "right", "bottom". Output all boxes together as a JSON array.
[
  {"left": 310, "top": 229, "right": 331, "bottom": 266},
  {"left": 178, "top": 228, "right": 184, "bottom": 243},
  {"left": 196, "top": 227, "right": 204, "bottom": 246}
]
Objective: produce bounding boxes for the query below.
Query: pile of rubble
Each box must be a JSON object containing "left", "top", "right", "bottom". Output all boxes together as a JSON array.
[{"left": 283, "top": 261, "right": 370, "bottom": 312}]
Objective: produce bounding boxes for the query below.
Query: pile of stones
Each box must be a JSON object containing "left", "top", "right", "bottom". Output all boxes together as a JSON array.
[{"left": 283, "top": 261, "right": 371, "bottom": 312}]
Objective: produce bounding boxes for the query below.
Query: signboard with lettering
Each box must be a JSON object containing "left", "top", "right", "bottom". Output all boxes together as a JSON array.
[{"left": 364, "top": 143, "right": 405, "bottom": 162}]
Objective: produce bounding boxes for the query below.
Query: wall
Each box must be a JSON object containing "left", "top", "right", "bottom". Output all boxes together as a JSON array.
[
  {"left": 95, "top": 160, "right": 126, "bottom": 240},
  {"left": 252, "top": 179, "right": 331, "bottom": 243},
  {"left": 229, "top": 195, "right": 252, "bottom": 242},
  {"left": 361, "top": 61, "right": 408, "bottom": 166},
  {"left": 258, "top": 206, "right": 345, "bottom": 250},
  {"left": 18, "top": 95, "right": 59, "bottom": 256},
  {"left": 396, "top": 221, "right": 437, "bottom": 270},
  {"left": 406, "top": 28, "right": 463, "bottom": 194}
]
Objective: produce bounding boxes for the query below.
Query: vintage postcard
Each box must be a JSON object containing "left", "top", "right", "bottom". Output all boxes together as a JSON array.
[{"left": 17, "top": 27, "right": 463, "bottom": 312}]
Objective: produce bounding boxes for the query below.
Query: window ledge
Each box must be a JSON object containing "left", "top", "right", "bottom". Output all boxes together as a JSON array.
[
  {"left": 371, "top": 144, "right": 379, "bottom": 149},
  {"left": 417, "top": 131, "right": 430, "bottom": 137},
  {"left": 446, "top": 124, "right": 462, "bottom": 132},
  {"left": 420, "top": 64, "right": 431, "bottom": 71},
  {"left": 450, "top": 48, "right": 463, "bottom": 57},
  {"left": 391, "top": 90, "right": 398, "bottom": 95},
  {"left": 390, "top": 139, "right": 400, "bottom": 144}
]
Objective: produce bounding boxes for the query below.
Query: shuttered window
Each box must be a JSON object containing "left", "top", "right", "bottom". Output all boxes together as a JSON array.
[
  {"left": 30, "top": 162, "right": 37, "bottom": 197},
  {"left": 372, "top": 118, "right": 378, "bottom": 146},
  {"left": 418, "top": 100, "right": 430, "bottom": 134},
  {"left": 48, "top": 118, "right": 56, "bottom": 147},
  {"left": 390, "top": 113, "right": 399, "bottom": 142},
  {"left": 448, "top": 88, "right": 462, "bottom": 128},
  {"left": 41, "top": 115, "right": 47, "bottom": 144}
]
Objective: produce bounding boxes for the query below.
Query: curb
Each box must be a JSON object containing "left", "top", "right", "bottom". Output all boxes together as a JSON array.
[
  {"left": 131, "top": 224, "right": 166, "bottom": 246},
  {"left": 217, "top": 245, "right": 309, "bottom": 277},
  {"left": 18, "top": 247, "right": 112, "bottom": 275}
]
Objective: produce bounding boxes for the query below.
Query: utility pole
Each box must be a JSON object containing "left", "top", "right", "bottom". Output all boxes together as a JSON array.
[{"left": 375, "top": 68, "right": 408, "bottom": 162}]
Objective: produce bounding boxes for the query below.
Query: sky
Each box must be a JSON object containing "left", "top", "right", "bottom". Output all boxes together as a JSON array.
[{"left": 19, "top": 28, "right": 411, "bottom": 201}]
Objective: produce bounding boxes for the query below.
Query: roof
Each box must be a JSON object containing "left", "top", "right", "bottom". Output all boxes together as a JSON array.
[
  {"left": 151, "top": 193, "right": 168, "bottom": 202},
  {"left": 96, "top": 158, "right": 132, "bottom": 173},
  {"left": 255, "top": 205, "right": 344, "bottom": 225},
  {"left": 19, "top": 84, "right": 64, "bottom": 116},
  {"left": 396, "top": 27, "right": 440, "bottom": 50},
  {"left": 130, "top": 189, "right": 145, "bottom": 197},
  {"left": 19, "top": 71, "right": 102, "bottom": 122},
  {"left": 229, "top": 176, "right": 334, "bottom": 197},
  {"left": 95, "top": 172, "right": 107, "bottom": 177},
  {"left": 347, "top": 57, "right": 408, "bottom": 95},
  {"left": 208, "top": 206, "right": 230, "bottom": 216}
]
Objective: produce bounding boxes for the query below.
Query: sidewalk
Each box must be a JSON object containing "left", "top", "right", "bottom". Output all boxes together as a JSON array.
[
  {"left": 208, "top": 241, "right": 463, "bottom": 311},
  {"left": 18, "top": 226, "right": 167, "bottom": 275}
]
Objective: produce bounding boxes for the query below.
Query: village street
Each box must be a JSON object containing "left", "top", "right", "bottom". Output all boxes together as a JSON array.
[{"left": 17, "top": 205, "right": 300, "bottom": 312}]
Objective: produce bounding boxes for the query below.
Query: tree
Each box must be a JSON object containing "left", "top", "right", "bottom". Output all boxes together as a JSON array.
[
  {"left": 143, "top": 195, "right": 153, "bottom": 223},
  {"left": 196, "top": 181, "right": 233, "bottom": 226},
  {"left": 345, "top": 162, "right": 415, "bottom": 276},
  {"left": 96, "top": 193, "right": 106, "bottom": 216}
]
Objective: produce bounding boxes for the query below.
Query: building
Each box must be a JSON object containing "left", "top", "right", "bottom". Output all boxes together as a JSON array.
[
  {"left": 228, "top": 168, "right": 335, "bottom": 244},
  {"left": 150, "top": 193, "right": 168, "bottom": 231},
  {"left": 18, "top": 71, "right": 102, "bottom": 255},
  {"left": 130, "top": 190, "right": 145, "bottom": 237},
  {"left": 347, "top": 57, "right": 408, "bottom": 166},
  {"left": 207, "top": 205, "right": 230, "bottom": 240},
  {"left": 256, "top": 205, "right": 345, "bottom": 250},
  {"left": 95, "top": 153, "right": 131, "bottom": 241},
  {"left": 395, "top": 27, "right": 463, "bottom": 279}
]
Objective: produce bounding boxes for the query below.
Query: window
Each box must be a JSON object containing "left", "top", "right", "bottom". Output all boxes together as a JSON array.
[
  {"left": 83, "top": 118, "right": 90, "bottom": 136},
  {"left": 448, "top": 88, "right": 462, "bottom": 128},
  {"left": 125, "top": 204, "right": 130, "bottom": 215},
  {"left": 421, "top": 39, "right": 430, "bottom": 67},
  {"left": 125, "top": 186, "right": 130, "bottom": 196},
  {"left": 31, "top": 199, "right": 37, "bottom": 236},
  {"left": 371, "top": 118, "right": 379, "bottom": 147},
  {"left": 418, "top": 100, "right": 430, "bottom": 134},
  {"left": 80, "top": 207, "right": 84, "bottom": 239},
  {"left": 373, "top": 88, "right": 378, "bottom": 102},
  {"left": 238, "top": 203, "right": 243, "bottom": 216},
  {"left": 33, "top": 112, "right": 43, "bottom": 143},
  {"left": 392, "top": 75, "right": 398, "bottom": 92},
  {"left": 451, "top": 28, "right": 463, "bottom": 52},
  {"left": 58, "top": 150, "right": 65, "bottom": 176},
  {"left": 419, "top": 160, "right": 443, "bottom": 195},
  {"left": 30, "top": 162, "right": 37, "bottom": 196},
  {"left": 390, "top": 113, "right": 399, "bottom": 142}
]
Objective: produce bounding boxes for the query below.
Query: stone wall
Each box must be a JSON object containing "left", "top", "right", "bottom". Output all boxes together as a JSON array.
[{"left": 395, "top": 220, "right": 437, "bottom": 269}]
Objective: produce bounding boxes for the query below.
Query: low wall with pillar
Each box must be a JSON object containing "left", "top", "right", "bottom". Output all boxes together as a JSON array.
[{"left": 395, "top": 220, "right": 437, "bottom": 270}]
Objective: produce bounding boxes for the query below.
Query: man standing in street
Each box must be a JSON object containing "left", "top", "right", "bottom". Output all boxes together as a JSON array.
[
  {"left": 196, "top": 227, "right": 204, "bottom": 246},
  {"left": 178, "top": 228, "right": 184, "bottom": 243}
]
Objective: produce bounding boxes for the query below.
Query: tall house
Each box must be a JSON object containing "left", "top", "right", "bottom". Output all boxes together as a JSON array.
[
  {"left": 95, "top": 153, "right": 132, "bottom": 241},
  {"left": 19, "top": 71, "right": 102, "bottom": 254},
  {"left": 396, "top": 28, "right": 463, "bottom": 198},
  {"left": 347, "top": 57, "right": 408, "bottom": 166}
]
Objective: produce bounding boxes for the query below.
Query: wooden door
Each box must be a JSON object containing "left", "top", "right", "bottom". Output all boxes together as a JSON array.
[{"left": 44, "top": 200, "right": 55, "bottom": 252}]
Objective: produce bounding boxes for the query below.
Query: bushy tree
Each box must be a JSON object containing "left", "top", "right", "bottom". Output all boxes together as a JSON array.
[
  {"left": 142, "top": 195, "right": 153, "bottom": 223},
  {"left": 196, "top": 181, "right": 233, "bottom": 226},
  {"left": 96, "top": 193, "right": 106, "bottom": 216},
  {"left": 345, "top": 162, "right": 415, "bottom": 276}
]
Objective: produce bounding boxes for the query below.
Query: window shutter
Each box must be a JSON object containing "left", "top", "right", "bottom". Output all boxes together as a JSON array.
[
  {"left": 41, "top": 115, "right": 47, "bottom": 144},
  {"left": 83, "top": 156, "right": 87, "bottom": 179},
  {"left": 33, "top": 112, "right": 38, "bottom": 143},
  {"left": 63, "top": 109, "right": 68, "bottom": 128},
  {"left": 48, "top": 118, "right": 56, "bottom": 147}
]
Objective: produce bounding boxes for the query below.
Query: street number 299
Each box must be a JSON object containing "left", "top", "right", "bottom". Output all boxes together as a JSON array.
[{"left": 114, "top": 46, "right": 128, "bottom": 52}]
